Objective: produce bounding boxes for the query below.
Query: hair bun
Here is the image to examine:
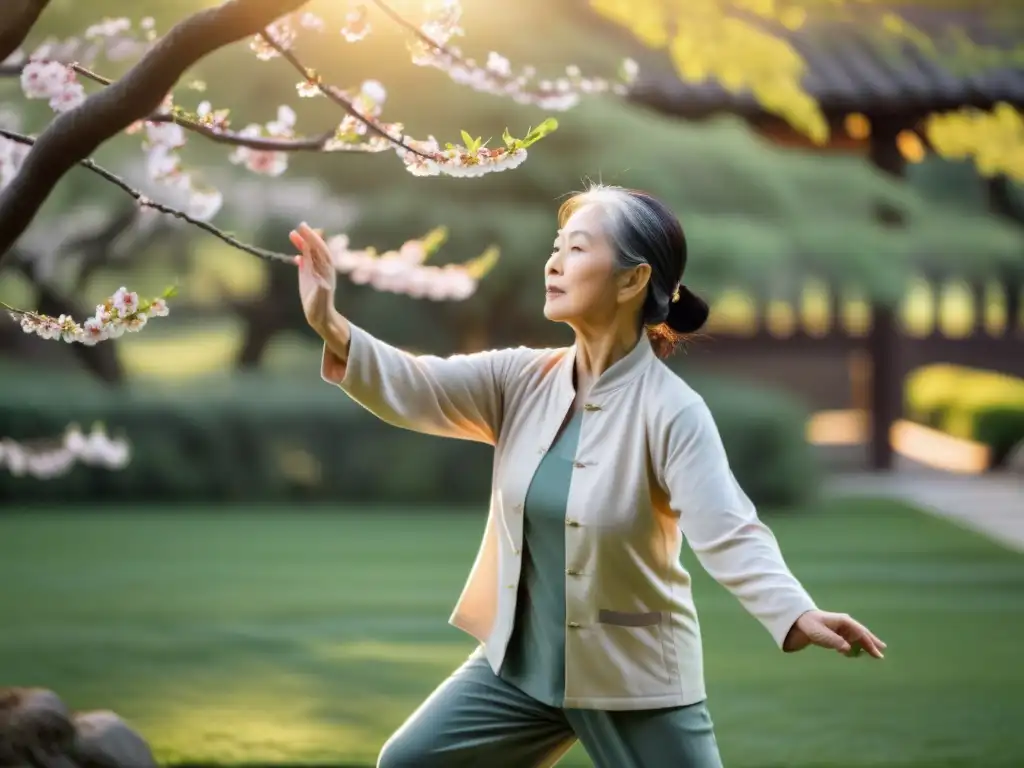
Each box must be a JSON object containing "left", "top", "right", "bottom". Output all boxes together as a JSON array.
[{"left": 666, "top": 285, "right": 709, "bottom": 334}]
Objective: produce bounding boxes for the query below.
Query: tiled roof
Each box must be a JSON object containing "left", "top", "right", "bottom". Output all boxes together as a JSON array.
[{"left": 626, "top": 7, "right": 1024, "bottom": 120}]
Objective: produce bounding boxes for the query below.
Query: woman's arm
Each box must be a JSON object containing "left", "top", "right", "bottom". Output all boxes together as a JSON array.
[
  {"left": 320, "top": 311, "right": 533, "bottom": 445},
  {"left": 662, "top": 399, "right": 817, "bottom": 649},
  {"left": 292, "top": 223, "right": 532, "bottom": 445}
]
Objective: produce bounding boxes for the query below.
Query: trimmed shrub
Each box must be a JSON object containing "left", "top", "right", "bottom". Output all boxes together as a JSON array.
[
  {"left": 684, "top": 373, "right": 819, "bottom": 508},
  {"left": 906, "top": 365, "right": 1024, "bottom": 466},
  {"left": 0, "top": 368, "right": 817, "bottom": 509}
]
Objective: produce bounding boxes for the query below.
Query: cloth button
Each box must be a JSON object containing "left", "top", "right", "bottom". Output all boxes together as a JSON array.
[
  {"left": 567, "top": 622, "right": 581, "bottom": 629},
  {"left": 583, "top": 403, "right": 602, "bottom": 411},
  {"left": 573, "top": 462, "right": 586, "bottom": 469},
  {"left": 566, "top": 568, "right": 581, "bottom": 576},
  {"left": 565, "top": 518, "right": 580, "bottom": 527}
]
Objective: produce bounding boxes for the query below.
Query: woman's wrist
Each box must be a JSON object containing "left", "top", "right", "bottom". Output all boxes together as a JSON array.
[{"left": 319, "top": 307, "right": 351, "bottom": 364}]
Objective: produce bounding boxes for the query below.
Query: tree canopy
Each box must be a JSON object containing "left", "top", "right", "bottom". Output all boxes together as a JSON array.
[{"left": 590, "top": 0, "right": 1024, "bottom": 180}]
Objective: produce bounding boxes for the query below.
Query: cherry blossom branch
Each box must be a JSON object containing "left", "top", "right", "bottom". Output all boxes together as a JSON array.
[
  {"left": 75, "top": 64, "right": 332, "bottom": 150},
  {"left": 0, "top": 0, "right": 51, "bottom": 63},
  {"left": 0, "top": 128, "right": 292, "bottom": 263},
  {"left": 368, "top": 0, "right": 635, "bottom": 109},
  {"left": 69, "top": 62, "right": 339, "bottom": 152},
  {"left": 259, "top": 31, "right": 433, "bottom": 160},
  {"left": 3, "top": 284, "right": 173, "bottom": 346},
  {"left": 150, "top": 114, "right": 335, "bottom": 151},
  {"left": 0, "top": 423, "right": 130, "bottom": 479},
  {"left": 0, "top": 0, "right": 311, "bottom": 266},
  {"left": 67, "top": 63, "right": 111, "bottom": 86}
]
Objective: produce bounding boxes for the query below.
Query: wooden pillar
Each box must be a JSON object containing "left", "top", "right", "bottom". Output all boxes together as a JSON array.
[
  {"left": 866, "top": 119, "right": 908, "bottom": 471},
  {"left": 985, "top": 176, "right": 1023, "bottom": 338},
  {"left": 1008, "top": 278, "right": 1022, "bottom": 337},
  {"left": 968, "top": 279, "right": 986, "bottom": 336}
]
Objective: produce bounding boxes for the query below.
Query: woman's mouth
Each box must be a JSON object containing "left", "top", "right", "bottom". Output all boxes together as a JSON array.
[{"left": 545, "top": 287, "right": 565, "bottom": 298}]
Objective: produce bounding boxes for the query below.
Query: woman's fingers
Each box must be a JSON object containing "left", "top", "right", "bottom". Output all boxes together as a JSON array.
[
  {"left": 296, "top": 223, "right": 333, "bottom": 281},
  {"left": 836, "top": 617, "right": 885, "bottom": 659}
]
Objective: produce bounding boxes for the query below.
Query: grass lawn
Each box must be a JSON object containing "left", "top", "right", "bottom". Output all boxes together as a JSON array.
[{"left": 1, "top": 498, "right": 1022, "bottom": 767}]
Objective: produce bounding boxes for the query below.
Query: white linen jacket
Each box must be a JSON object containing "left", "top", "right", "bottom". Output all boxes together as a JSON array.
[{"left": 322, "top": 324, "right": 817, "bottom": 710}]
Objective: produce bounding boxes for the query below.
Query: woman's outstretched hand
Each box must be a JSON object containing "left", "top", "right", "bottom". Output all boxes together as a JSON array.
[
  {"left": 290, "top": 222, "right": 337, "bottom": 334},
  {"left": 783, "top": 610, "right": 886, "bottom": 658}
]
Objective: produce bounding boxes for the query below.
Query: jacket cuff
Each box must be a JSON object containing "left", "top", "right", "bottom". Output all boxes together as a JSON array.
[
  {"left": 772, "top": 599, "right": 818, "bottom": 651},
  {"left": 320, "top": 322, "right": 366, "bottom": 387}
]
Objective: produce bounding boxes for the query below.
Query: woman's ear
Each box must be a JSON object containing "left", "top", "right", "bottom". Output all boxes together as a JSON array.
[{"left": 617, "top": 263, "right": 651, "bottom": 304}]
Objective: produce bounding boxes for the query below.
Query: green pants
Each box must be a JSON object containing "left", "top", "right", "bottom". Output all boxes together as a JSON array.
[{"left": 377, "top": 650, "right": 724, "bottom": 768}]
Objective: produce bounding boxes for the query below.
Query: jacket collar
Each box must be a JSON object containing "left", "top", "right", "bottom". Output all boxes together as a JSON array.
[{"left": 557, "top": 333, "right": 656, "bottom": 400}]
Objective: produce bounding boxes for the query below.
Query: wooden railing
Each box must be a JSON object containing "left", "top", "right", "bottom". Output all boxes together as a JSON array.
[{"left": 683, "top": 273, "right": 1023, "bottom": 470}]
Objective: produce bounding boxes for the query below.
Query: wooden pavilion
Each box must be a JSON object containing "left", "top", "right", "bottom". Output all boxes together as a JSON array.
[{"left": 618, "top": 6, "right": 1024, "bottom": 470}]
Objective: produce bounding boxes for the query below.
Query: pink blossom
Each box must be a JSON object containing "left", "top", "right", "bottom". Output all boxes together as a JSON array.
[
  {"left": 147, "top": 299, "right": 169, "bottom": 317},
  {"left": 112, "top": 287, "right": 139, "bottom": 314},
  {"left": 398, "top": 241, "right": 427, "bottom": 263},
  {"left": 243, "top": 149, "right": 288, "bottom": 176},
  {"left": 81, "top": 317, "right": 108, "bottom": 346},
  {"left": 341, "top": 6, "right": 371, "bottom": 42}
]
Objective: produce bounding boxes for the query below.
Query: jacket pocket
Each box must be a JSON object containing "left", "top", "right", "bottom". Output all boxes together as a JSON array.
[
  {"left": 598, "top": 609, "right": 662, "bottom": 628},
  {"left": 567, "top": 610, "right": 674, "bottom": 700}
]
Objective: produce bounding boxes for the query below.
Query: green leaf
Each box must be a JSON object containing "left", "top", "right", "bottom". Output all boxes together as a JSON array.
[
  {"left": 420, "top": 226, "right": 449, "bottom": 257},
  {"left": 460, "top": 129, "right": 475, "bottom": 149},
  {"left": 463, "top": 245, "right": 500, "bottom": 279},
  {"left": 521, "top": 117, "right": 559, "bottom": 148},
  {"left": 502, "top": 127, "right": 514, "bottom": 148}
]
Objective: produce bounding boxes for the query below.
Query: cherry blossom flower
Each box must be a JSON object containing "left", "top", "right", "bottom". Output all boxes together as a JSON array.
[
  {"left": 19, "top": 60, "right": 86, "bottom": 113},
  {"left": 342, "top": 5, "right": 371, "bottom": 42}
]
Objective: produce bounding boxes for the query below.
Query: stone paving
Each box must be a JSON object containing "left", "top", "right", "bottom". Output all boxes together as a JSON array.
[{"left": 828, "top": 466, "right": 1024, "bottom": 552}]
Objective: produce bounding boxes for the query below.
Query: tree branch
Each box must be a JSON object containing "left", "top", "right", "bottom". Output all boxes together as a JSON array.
[
  {"left": 0, "top": 0, "right": 50, "bottom": 63},
  {"left": 263, "top": 33, "right": 432, "bottom": 159},
  {"left": 0, "top": 0, "right": 310, "bottom": 265},
  {"left": 67, "top": 63, "right": 342, "bottom": 152},
  {"left": 0, "top": 129, "right": 293, "bottom": 263},
  {"left": 147, "top": 114, "right": 339, "bottom": 151}
]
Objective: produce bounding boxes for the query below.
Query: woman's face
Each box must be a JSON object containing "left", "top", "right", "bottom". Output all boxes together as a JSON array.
[
  {"left": 543, "top": 204, "right": 620, "bottom": 325},
  {"left": 544, "top": 202, "right": 650, "bottom": 328}
]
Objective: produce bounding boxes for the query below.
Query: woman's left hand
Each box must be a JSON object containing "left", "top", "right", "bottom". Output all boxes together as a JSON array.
[{"left": 783, "top": 610, "right": 886, "bottom": 658}]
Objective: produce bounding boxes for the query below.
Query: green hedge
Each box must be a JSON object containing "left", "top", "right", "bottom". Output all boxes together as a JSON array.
[
  {"left": 0, "top": 368, "right": 818, "bottom": 508},
  {"left": 906, "top": 364, "right": 1024, "bottom": 467}
]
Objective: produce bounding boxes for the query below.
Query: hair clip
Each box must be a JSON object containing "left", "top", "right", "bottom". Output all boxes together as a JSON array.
[{"left": 671, "top": 285, "right": 681, "bottom": 303}]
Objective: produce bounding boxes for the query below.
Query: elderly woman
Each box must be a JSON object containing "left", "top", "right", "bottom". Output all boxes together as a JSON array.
[{"left": 291, "top": 185, "right": 885, "bottom": 768}]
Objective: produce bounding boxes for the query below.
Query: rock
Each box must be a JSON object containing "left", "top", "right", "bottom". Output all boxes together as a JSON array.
[
  {"left": 0, "top": 688, "right": 76, "bottom": 767},
  {"left": 70, "top": 711, "right": 156, "bottom": 768}
]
